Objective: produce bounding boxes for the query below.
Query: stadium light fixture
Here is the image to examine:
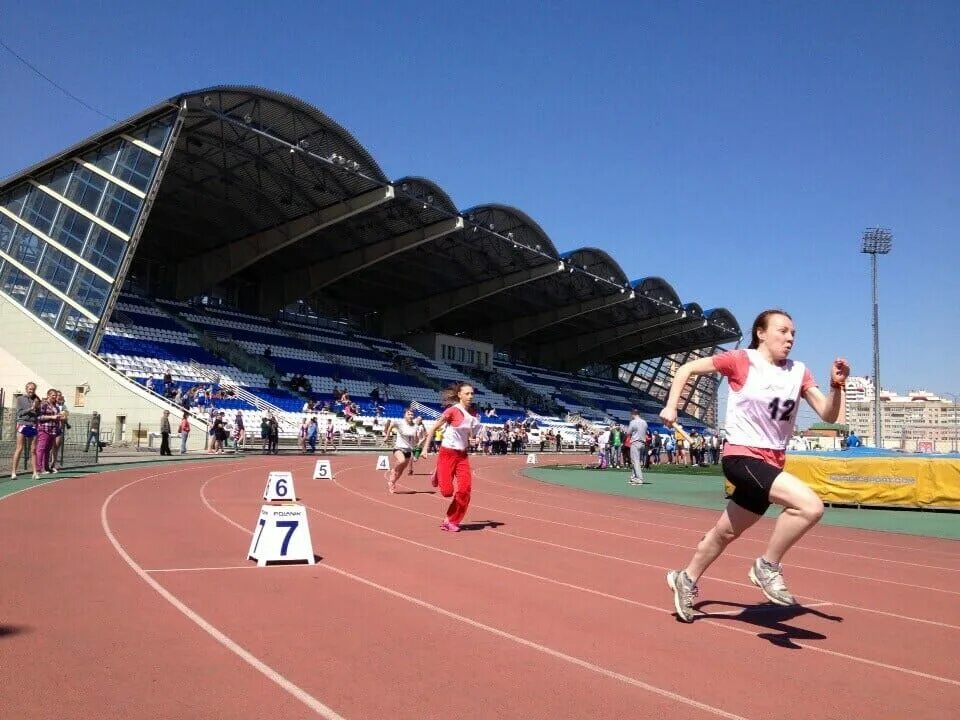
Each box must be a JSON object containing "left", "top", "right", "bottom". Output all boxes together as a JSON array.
[{"left": 861, "top": 227, "right": 893, "bottom": 447}]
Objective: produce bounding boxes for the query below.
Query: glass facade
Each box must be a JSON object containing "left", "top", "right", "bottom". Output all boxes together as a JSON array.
[
  {"left": 620, "top": 345, "right": 729, "bottom": 427},
  {"left": 0, "top": 112, "right": 175, "bottom": 348}
]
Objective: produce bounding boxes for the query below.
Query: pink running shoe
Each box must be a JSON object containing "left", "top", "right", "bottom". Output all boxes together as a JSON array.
[{"left": 440, "top": 520, "right": 460, "bottom": 532}]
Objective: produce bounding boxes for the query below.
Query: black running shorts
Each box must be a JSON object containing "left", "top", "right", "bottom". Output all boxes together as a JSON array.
[
  {"left": 721, "top": 455, "right": 784, "bottom": 516},
  {"left": 395, "top": 448, "right": 412, "bottom": 459}
]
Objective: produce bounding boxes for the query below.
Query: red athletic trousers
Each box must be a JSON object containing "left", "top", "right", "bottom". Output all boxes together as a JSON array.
[{"left": 436, "top": 446, "right": 472, "bottom": 524}]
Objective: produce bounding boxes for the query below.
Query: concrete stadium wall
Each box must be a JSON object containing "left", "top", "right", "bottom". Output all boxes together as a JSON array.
[{"left": 0, "top": 293, "right": 209, "bottom": 452}]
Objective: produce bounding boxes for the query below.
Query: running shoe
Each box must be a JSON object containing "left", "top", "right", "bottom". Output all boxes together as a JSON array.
[
  {"left": 628, "top": 478, "right": 644, "bottom": 485},
  {"left": 431, "top": 471, "right": 439, "bottom": 488},
  {"left": 748, "top": 557, "right": 796, "bottom": 606},
  {"left": 666, "top": 570, "right": 699, "bottom": 623},
  {"left": 440, "top": 520, "right": 460, "bottom": 532}
]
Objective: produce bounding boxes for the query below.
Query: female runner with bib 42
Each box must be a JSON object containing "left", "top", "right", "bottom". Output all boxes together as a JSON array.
[
  {"left": 661, "top": 309, "right": 849, "bottom": 622},
  {"left": 420, "top": 382, "right": 481, "bottom": 533}
]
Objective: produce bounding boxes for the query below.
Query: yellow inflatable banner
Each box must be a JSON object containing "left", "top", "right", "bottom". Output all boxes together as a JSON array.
[{"left": 722, "top": 454, "right": 960, "bottom": 509}]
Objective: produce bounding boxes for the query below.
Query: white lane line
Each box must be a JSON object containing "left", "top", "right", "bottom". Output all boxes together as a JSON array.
[
  {"left": 472, "top": 469, "right": 960, "bottom": 573},
  {"left": 330, "top": 473, "right": 960, "bottom": 686},
  {"left": 476, "top": 482, "right": 960, "bottom": 572},
  {"left": 147, "top": 565, "right": 264, "bottom": 573},
  {"left": 200, "top": 478, "right": 749, "bottom": 720},
  {"left": 507, "top": 464, "right": 960, "bottom": 558},
  {"left": 701, "top": 602, "right": 833, "bottom": 617},
  {"left": 102, "top": 464, "right": 346, "bottom": 720},
  {"left": 470, "top": 485, "right": 960, "bottom": 595},
  {"left": 358, "top": 475, "right": 960, "bottom": 632},
  {"left": 316, "top": 472, "right": 960, "bottom": 688}
]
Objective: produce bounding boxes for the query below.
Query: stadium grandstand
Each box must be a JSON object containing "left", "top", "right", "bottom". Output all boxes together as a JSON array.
[{"left": 0, "top": 85, "right": 741, "bottom": 451}]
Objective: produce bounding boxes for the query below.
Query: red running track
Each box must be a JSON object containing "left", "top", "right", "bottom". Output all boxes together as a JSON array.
[{"left": 1, "top": 453, "right": 959, "bottom": 719}]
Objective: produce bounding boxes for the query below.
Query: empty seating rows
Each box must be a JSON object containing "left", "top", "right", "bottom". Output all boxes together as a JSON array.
[
  {"left": 497, "top": 360, "right": 699, "bottom": 426},
  {"left": 106, "top": 294, "right": 706, "bottom": 430}
]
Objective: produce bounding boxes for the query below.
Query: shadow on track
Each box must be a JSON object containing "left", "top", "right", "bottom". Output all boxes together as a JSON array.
[
  {"left": 458, "top": 520, "right": 506, "bottom": 532},
  {"left": 0, "top": 624, "right": 31, "bottom": 640},
  {"left": 692, "top": 600, "right": 844, "bottom": 649}
]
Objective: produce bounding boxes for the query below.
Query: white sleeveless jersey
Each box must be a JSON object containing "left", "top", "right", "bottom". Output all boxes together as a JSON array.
[
  {"left": 724, "top": 350, "right": 807, "bottom": 450},
  {"left": 441, "top": 404, "right": 480, "bottom": 451},
  {"left": 392, "top": 419, "right": 418, "bottom": 450}
]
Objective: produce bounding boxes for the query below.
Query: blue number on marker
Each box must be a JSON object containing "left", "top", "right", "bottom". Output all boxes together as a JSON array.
[
  {"left": 251, "top": 518, "right": 267, "bottom": 554},
  {"left": 276, "top": 478, "right": 288, "bottom": 497},
  {"left": 277, "top": 520, "right": 299, "bottom": 555}
]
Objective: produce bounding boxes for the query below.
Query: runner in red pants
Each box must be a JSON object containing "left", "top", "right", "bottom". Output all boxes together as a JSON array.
[{"left": 420, "top": 382, "right": 480, "bottom": 533}]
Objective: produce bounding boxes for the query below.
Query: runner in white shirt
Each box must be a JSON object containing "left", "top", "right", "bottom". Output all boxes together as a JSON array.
[
  {"left": 661, "top": 309, "right": 849, "bottom": 622},
  {"left": 419, "top": 382, "right": 481, "bottom": 532},
  {"left": 409, "top": 416, "right": 426, "bottom": 476},
  {"left": 383, "top": 408, "right": 420, "bottom": 493}
]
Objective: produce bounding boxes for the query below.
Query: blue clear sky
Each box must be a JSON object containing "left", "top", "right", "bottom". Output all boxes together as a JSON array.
[{"left": 2, "top": 1, "right": 958, "bottom": 411}]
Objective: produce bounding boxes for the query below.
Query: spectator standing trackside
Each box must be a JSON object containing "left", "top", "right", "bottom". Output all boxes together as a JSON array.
[
  {"left": 159, "top": 410, "right": 172, "bottom": 456},
  {"left": 268, "top": 415, "right": 279, "bottom": 454},
  {"left": 35, "top": 389, "right": 62, "bottom": 475},
  {"left": 179, "top": 412, "right": 191, "bottom": 454},
  {"left": 627, "top": 409, "right": 648, "bottom": 485},
  {"left": 10, "top": 382, "right": 40, "bottom": 480},
  {"left": 86, "top": 411, "right": 101, "bottom": 452}
]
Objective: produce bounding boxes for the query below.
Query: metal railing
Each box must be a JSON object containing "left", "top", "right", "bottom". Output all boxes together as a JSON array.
[
  {"left": 189, "top": 362, "right": 298, "bottom": 434},
  {"left": 88, "top": 349, "right": 211, "bottom": 430}
]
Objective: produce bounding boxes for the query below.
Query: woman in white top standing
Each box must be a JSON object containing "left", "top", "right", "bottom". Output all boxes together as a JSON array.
[
  {"left": 661, "top": 309, "right": 849, "bottom": 622},
  {"left": 419, "top": 382, "right": 481, "bottom": 532},
  {"left": 383, "top": 408, "right": 420, "bottom": 493}
]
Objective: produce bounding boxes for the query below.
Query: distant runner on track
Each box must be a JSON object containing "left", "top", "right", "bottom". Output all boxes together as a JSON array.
[
  {"left": 383, "top": 408, "right": 419, "bottom": 493},
  {"left": 420, "top": 382, "right": 481, "bottom": 533},
  {"left": 661, "top": 309, "right": 849, "bottom": 622}
]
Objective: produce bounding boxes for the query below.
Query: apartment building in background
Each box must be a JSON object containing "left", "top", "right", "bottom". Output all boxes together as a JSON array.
[{"left": 844, "top": 376, "right": 959, "bottom": 451}]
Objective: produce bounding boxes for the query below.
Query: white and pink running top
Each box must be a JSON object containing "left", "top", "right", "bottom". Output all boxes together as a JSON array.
[
  {"left": 714, "top": 349, "right": 816, "bottom": 466},
  {"left": 392, "top": 419, "right": 419, "bottom": 450},
  {"left": 440, "top": 404, "right": 480, "bottom": 451}
]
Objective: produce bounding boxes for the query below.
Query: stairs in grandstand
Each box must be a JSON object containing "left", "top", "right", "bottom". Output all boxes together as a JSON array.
[
  {"left": 157, "top": 302, "right": 281, "bottom": 383},
  {"left": 552, "top": 385, "right": 605, "bottom": 419},
  {"left": 187, "top": 361, "right": 298, "bottom": 433},
  {"left": 477, "top": 365, "right": 558, "bottom": 414},
  {"left": 409, "top": 401, "right": 440, "bottom": 420},
  {"left": 349, "top": 334, "right": 446, "bottom": 400}
]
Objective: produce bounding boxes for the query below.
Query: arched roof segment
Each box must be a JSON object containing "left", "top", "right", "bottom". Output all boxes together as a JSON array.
[
  {"left": 703, "top": 308, "right": 741, "bottom": 336},
  {"left": 394, "top": 176, "right": 459, "bottom": 215},
  {"left": 632, "top": 276, "right": 682, "bottom": 309},
  {"left": 462, "top": 204, "right": 560, "bottom": 259},
  {"left": 562, "top": 248, "right": 629, "bottom": 286},
  {"left": 175, "top": 85, "right": 389, "bottom": 183}
]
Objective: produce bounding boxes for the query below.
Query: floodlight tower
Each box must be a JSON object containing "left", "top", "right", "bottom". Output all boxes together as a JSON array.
[{"left": 861, "top": 228, "right": 892, "bottom": 448}]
